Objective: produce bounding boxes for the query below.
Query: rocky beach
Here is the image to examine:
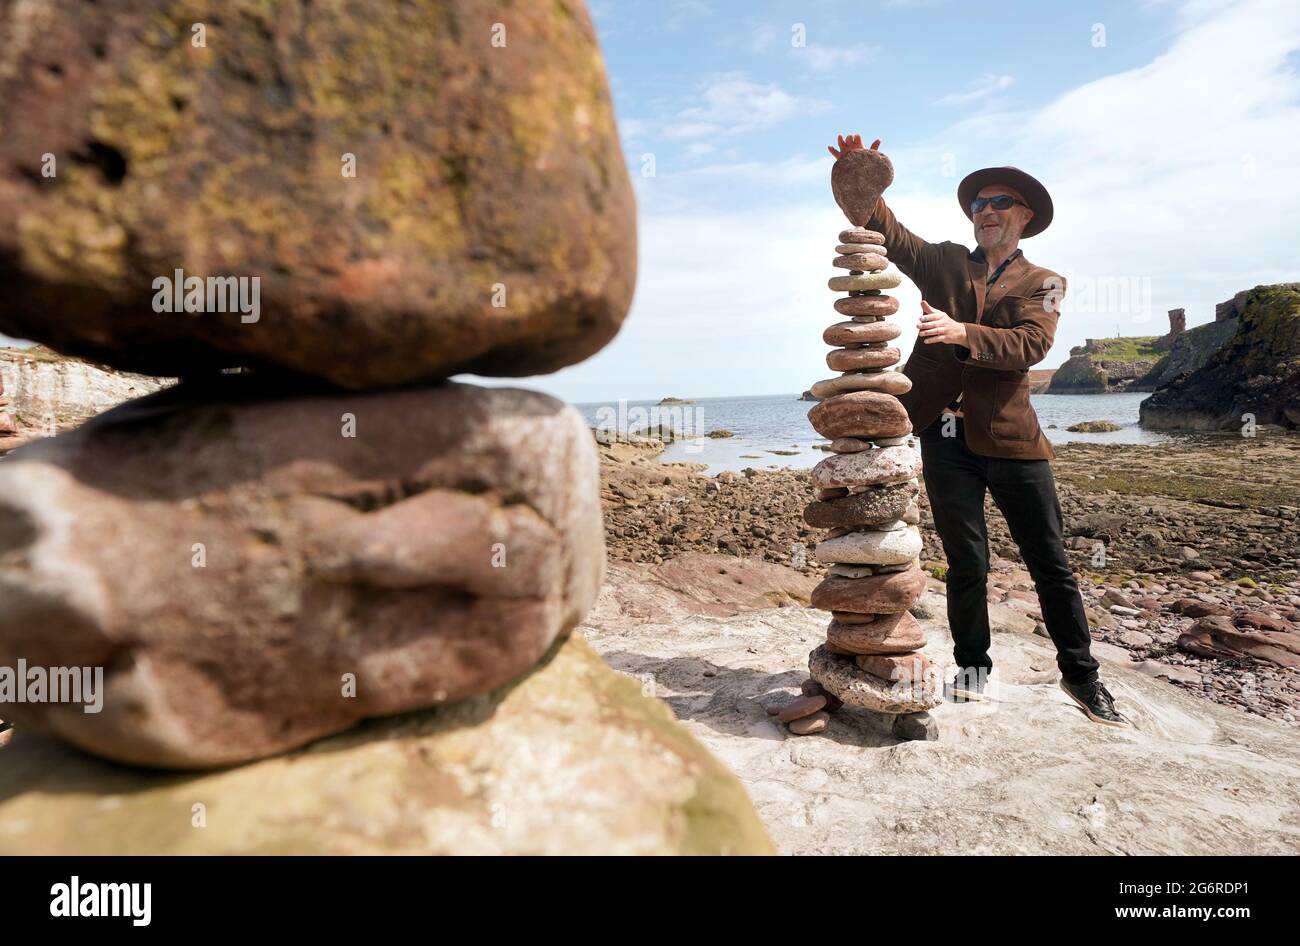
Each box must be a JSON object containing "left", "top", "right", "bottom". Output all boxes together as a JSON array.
[{"left": 597, "top": 430, "right": 1300, "bottom": 726}]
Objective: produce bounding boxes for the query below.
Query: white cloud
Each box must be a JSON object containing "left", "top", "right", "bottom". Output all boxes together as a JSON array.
[
  {"left": 796, "top": 42, "right": 878, "bottom": 73},
  {"left": 665, "top": 73, "right": 830, "bottom": 139},
  {"left": 934, "top": 73, "right": 1015, "bottom": 106},
  {"left": 513, "top": 0, "right": 1300, "bottom": 402},
  {"left": 958, "top": 0, "right": 1300, "bottom": 346},
  {"left": 748, "top": 23, "right": 779, "bottom": 53}
]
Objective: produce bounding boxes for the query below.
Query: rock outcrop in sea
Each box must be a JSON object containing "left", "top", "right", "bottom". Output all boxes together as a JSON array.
[
  {"left": 1049, "top": 291, "right": 1267, "bottom": 397},
  {"left": 1140, "top": 283, "right": 1300, "bottom": 430},
  {"left": 1047, "top": 307, "right": 1185, "bottom": 393}
]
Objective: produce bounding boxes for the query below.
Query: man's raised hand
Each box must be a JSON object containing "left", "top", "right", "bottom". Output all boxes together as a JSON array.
[{"left": 827, "top": 134, "right": 881, "bottom": 160}]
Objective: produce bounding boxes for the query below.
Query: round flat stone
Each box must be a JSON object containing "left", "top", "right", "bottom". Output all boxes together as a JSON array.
[
  {"left": 814, "top": 525, "right": 922, "bottom": 565},
  {"left": 809, "top": 645, "right": 940, "bottom": 713},
  {"left": 827, "top": 611, "right": 926, "bottom": 655},
  {"left": 831, "top": 610, "right": 878, "bottom": 624},
  {"left": 811, "top": 565, "right": 927, "bottom": 614},
  {"left": 828, "top": 437, "right": 872, "bottom": 453},
  {"left": 834, "top": 295, "right": 899, "bottom": 317},
  {"left": 872, "top": 435, "right": 910, "bottom": 447},
  {"left": 816, "top": 487, "right": 848, "bottom": 501},
  {"left": 832, "top": 253, "right": 889, "bottom": 272},
  {"left": 829, "top": 271, "right": 901, "bottom": 292},
  {"left": 838, "top": 227, "right": 885, "bottom": 245},
  {"left": 808, "top": 390, "right": 911, "bottom": 440},
  {"left": 901, "top": 501, "right": 921, "bottom": 525},
  {"left": 828, "top": 564, "right": 876, "bottom": 578},
  {"left": 778, "top": 693, "right": 827, "bottom": 722},
  {"left": 788, "top": 710, "right": 830, "bottom": 735},
  {"left": 811, "top": 445, "right": 921, "bottom": 490},
  {"left": 810, "top": 371, "right": 912, "bottom": 398},
  {"left": 824, "top": 320, "right": 901, "bottom": 346},
  {"left": 798, "top": 680, "right": 844, "bottom": 712},
  {"left": 836, "top": 243, "right": 887, "bottom": 256},
  {"left": 827, "top": 346, "right": 900, "bottom": 372}
]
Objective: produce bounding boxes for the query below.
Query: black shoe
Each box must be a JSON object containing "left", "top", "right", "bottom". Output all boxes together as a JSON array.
[
  {"left": 1060, "top": 679, "right": 1130, "bottom": 727},
  {"left": 944, "top": 667, "right": 988, "bottom": 703}
]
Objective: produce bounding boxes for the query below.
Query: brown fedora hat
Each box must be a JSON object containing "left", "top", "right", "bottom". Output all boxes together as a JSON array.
[{"left": 958, "top": 166, "right": 1053, "bottom": 238}]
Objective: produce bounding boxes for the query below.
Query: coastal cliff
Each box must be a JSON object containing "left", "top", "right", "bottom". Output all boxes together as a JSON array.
[
  {"left": 1141, "top": 318, "right": 1240, "bottom": 389},
  {"left": 1141, "top": 283, "right": 1300, "bottom": 430},
  {"left": 1048, "top": 335, "right": 1166, "bottom": 393}
]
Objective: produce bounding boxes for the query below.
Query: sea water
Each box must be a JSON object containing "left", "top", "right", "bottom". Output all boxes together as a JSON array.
[{"left": 576, "top": 392, "right": 1185, "bottom": 475}]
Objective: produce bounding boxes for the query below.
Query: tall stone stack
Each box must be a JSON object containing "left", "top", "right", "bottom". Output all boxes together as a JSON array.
[{"left": 777, "top": 148, "right": 941, "bottom": 740}]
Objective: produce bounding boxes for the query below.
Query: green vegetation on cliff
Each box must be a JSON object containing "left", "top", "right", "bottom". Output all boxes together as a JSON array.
[
  {"left": 1048, "top": 335, "right": 1163, "bottom": 392},
  {"left": 1085, "top": 336, "right": 1164, "bottom": 362}
]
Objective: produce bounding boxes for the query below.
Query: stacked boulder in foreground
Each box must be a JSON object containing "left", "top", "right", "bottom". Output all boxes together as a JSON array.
[
  {"left": 777, "top": 149, "right": 940, "bottom": 739},
  {"left": 0, "top": 0, "right": 635, "bottom": 388},
  {"left": 0, "top": 0, "right": 634, "bottom": 771}
]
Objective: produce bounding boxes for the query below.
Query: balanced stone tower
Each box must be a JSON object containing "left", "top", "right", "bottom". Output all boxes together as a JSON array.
[{"left": 777, "top": 148, "right": 941, "bottom": 740}]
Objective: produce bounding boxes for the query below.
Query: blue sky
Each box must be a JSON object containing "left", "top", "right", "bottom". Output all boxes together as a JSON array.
[
  {"left": 466, "top": 0, "right": 1300, "bottom": 402},
  {"left": 6, "top": 1, "right": 1295, "bottom": 405}
]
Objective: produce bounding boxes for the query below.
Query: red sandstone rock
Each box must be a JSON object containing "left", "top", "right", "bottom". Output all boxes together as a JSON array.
[
  {"left": 778, "top": 694, "right": 828, "bottom": 722},
  {"left": 832, "top": 148, "right": 894, "bottom": 226},
  {"left": 824, "top": 320, "right": 902, "bottom": 346},
  {"left": 788, "top": 711, "right": 830, "bottom": 735},
  {"left": 828, "top": 611, "right": 926, "bottom": 655},
  {"left": 812, "top": 566, "right": 927, "bottom": 614},
  {"left": 834, "top": 295, "right": 900, "bottom": 318},
  {"left": 0, "top": 0, "right": 635, "bottom": 389},
  {"left": 0, "top": 380, "right": 605, "bottom": 769},
  {"left": 855, "top": 652, "right": 934, "bottom": 685},
  {"left": 808, "top": 391, "right": 911, "bottom": 441},
  {"left": 826, "top": 347, "right": 901, "bottom": 372}
]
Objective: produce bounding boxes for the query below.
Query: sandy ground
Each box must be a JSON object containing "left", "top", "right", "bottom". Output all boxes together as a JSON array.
[{"left": 580, "top": 556, "right": 1300, "bottom": 855}]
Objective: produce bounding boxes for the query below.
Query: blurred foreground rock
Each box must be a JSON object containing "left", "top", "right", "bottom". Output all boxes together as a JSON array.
[
  {"left": 0, "top": 634, "right": 773, "bottom": 855},
  {"left": 0, "top": 0, "right": 635, "bottom": 388},
  {"left": 0, "top": 380, "right": 603, "bottom": 768}
]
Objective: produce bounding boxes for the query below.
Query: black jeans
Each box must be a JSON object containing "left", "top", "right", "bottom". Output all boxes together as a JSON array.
[{"left": 919, "top": 417, "right": 1099, "bottom": 685}]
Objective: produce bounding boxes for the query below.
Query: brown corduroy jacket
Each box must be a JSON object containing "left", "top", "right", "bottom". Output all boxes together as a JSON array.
[{"left": 867, "top": 198, "right": 1066, "bottom": 460}]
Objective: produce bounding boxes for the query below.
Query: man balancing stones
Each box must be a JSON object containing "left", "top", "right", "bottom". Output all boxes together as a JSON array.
[{"left": 773, "top": 210, "right": 941, "bottom": 741}]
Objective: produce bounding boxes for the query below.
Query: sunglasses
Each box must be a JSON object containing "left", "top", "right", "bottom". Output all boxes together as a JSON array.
[{"left": 971, "top": 195, "right": 1028, "bottom": 214}]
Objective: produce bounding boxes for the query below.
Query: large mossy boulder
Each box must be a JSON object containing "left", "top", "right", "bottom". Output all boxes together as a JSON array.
[
  {"left": 1140, "top": 284, "right": 1300, "bottom": 430},
  {"left": 0, "top": 0, "right": 635, "bottom": 388},
  {"left": 0, "top": 634, "right": 774, "bottom": 855}
]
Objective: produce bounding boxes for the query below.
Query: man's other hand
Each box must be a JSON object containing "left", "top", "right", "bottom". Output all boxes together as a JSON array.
[
  {"left": 828, "top": 134, "right": 881, "bottom": 160},
  {"left": 918, "top": 300, "right": 968, "bottom": 346}
]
